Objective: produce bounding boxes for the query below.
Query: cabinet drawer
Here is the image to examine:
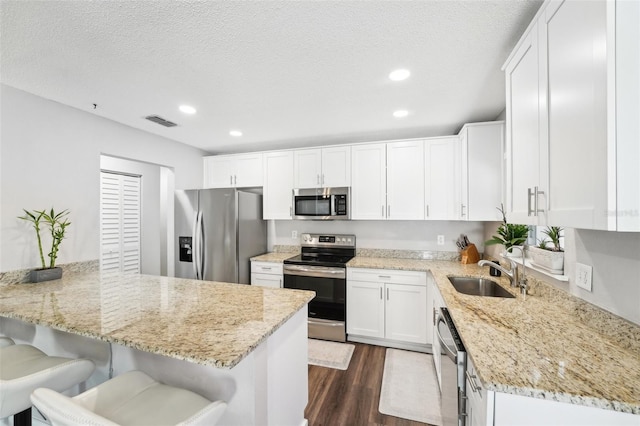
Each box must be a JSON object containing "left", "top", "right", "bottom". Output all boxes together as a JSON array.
[
  {"left": 251, "top": 261, "right": 283, "bottom": 275},
  {"left": 347, "top": 268, "right": 426, "bottom": 286}
]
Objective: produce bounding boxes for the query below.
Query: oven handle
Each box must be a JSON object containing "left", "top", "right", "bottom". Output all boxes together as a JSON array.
[{"left": 283, "top": 264, "right": 346, "bottom": 279}]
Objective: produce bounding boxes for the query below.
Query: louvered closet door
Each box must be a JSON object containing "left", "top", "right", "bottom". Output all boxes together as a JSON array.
[{"left": 100, "top": 172, "right": 141, "bottom": 273}]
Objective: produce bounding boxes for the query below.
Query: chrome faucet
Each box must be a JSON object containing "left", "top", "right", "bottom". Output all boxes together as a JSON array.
[{"left": 478, "top": 245, "right": 528, "bottom": 298}]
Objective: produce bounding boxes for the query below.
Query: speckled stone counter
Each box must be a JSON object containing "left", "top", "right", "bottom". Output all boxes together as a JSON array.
[
  {"left": 250, "top": 252, "right": 296, "bottom": 263},
  {"left": 347, "top": 257, "right": 640, "bottom": 415},
  {"left": 0, "top": 271, "right": 314, "bottom": 369}
]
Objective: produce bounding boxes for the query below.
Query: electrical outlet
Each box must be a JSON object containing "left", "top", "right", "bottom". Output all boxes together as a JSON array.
[
  {"left": 291, "top": 230, "right": 298, "bottom": 239},
  {"left": 576, "top": 262, "right": 593, "bottom": 291},
  {"left": 437, "top": 235, "right": 445, "bottom": 246}
]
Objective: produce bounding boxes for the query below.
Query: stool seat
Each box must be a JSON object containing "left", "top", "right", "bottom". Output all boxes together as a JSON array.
[
  {"left": 0, "top": 337, "right": 14, "bottom": 348},
  {"left": 31, "top": 370, "right": 226, "bottom": 426},
  {"left": 0, "top": 344, "right": 95, "bottom": 421}
]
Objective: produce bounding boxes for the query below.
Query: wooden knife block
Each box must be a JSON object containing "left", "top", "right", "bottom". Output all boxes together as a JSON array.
[{"left": 460, "top": 243, "right": 480, "bottom": 264}]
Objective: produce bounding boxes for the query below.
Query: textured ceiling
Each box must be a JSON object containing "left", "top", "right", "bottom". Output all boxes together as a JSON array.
[{"left": 1, "top": 1, "right": 542, "bottom": 154}]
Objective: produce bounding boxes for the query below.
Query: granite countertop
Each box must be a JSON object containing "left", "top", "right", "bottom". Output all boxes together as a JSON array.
[
  {"left": 0, "top": 271, "right": 314, "bottom": 369},
  {"left": 347, "top": 256, "right": 640, "bottom": 415},
  {"left": 250, "top": 252, "right": 296, "bottom": 263}
]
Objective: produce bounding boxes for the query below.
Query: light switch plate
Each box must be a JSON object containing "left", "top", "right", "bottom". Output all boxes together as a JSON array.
[
  {"left": 291, "top": 230, "right": 298, "bottom": 239},
  {"left": 576, "top": 262, "right": 593, "bottom": 291},
  {"left": 437, "top": 235, "right": 445, "bottom": 245}
]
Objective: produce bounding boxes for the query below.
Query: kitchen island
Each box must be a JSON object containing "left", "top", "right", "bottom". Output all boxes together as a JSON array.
[{"left": 0, "top": 270, "right": 314, "bottom": 425}]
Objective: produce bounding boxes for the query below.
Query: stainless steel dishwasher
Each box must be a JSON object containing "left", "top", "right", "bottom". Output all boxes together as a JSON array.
[{"left": 436, "top": 307, "right": 467, "bottom": 426}]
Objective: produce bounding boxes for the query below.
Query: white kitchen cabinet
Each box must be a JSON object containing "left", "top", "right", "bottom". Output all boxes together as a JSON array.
[
  {"left": 459, "top": 121, "right": 504, "bottom": 221},
  {"left": 250, "top": 261, "right": 283, "bottom": 288},
  {"left": 504, "top": 0, "right": 639, "bottom": 231},
  {"left": 466, "top": 356, "right": 493, "bottom": 426},
  {"left": 293, "top": 146, "right": 350, "bottom": 188},
  {"left": 351, "top": 143, "right": 387, "bottom": 220},
  {"left": 262, "top": 151, "right": 294, "bottom": 219},
  {"left": 347, "top": 268, "right": 428, "bottom": 348},
  {"left": 386, "top": 140, "right": 425, "bottom": 220},
  {"left": 204, "top": 153, "right": 263, "bottom": 188},
  {"left": 424, "top": 136, "right": 461, "bottom": 220}
]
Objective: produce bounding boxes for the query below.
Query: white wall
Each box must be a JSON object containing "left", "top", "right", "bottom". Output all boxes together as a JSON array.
[
  {"left": 0, "top": 84, "right": 206, "bottom": 272},
  {"left": 272, "top": 220, "right": 485, "bottom": 253}
]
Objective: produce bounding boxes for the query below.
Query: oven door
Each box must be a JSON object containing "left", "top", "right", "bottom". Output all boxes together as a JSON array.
[{"left": 283, "top": 264, "right": 346, "bottom": 341}]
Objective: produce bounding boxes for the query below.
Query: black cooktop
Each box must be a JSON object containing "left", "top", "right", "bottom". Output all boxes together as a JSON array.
[
  {"left": 284, "top": 253, "right": 354, "bottom": 268},
  {"left": 284, "top": 233, "right": 356, "bottom": 267}
]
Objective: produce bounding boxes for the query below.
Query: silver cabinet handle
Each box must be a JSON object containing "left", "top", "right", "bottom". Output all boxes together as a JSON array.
[
  {"left": 289, "top": 206, "right": 292, "bottom": 217},
  {"left": 380, "top": 287, "right": 383, "bottom": 299},
  {"left": 386, "top": 288, "right": 389, "bottom": 300},
  {"left": 535, "top": 186, "right": 545, "bottom": 214},
  {"left": 378, "top": 275, "right": 391, "bottom": 279},
  {"left": 261, "top": 266, "right": 272, "bottom": 271},
  {"left": 426, "top": 204, "right": 429, "bottom": 217},
  {"left": 466, "top": 371, "right": 482, "bottom": 393},
  {"left": 382, "top": 205, "right": 385, "bottom": 218},
  {"left": 230, "top": 175, "right": 233, "bottom": 185},
  {"left": 387, "top": 205, "right": 390, "bottom": 218},
  {"left": 528, "top": 187, "right": 545, "bottom": 216},
  {"left": 317, "top": 174, "right": 320, "bottom": 185},
  {"left": 461, "top": 204, "right": 466, "bottom": 217},
  {"left": 527, "top": 187, "right": 534, "bottom": 216},
  {"left": 322, "top": 174, "right": 325, "bottom": 185},
  {"left": 234, "top": 175, "right": 237, "bottom": 185}
]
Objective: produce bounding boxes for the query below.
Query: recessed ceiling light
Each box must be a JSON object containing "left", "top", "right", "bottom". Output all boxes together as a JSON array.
[
  {"left": 393, "top": 110, "right": 409, "bottom": 118},
  {"left": 179, "top": 105, "right": 197, "bottom": 114},
  {"left": 229, "top": 130, "right": 243, "bottom": 137},
  {"left": 389, "top": 69, "right": 411, "bottom": 81}
]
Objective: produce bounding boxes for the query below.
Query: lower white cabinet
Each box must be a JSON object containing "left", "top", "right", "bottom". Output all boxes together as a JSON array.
[
  {"left": 347, "top": 268, "right": 428, "bottom": 346},
  {"left": 466, "top": 357, "right": 492, "bottom": 426},
  {"left": 250, "top": 261, "right": 283, "bottom": 288}
]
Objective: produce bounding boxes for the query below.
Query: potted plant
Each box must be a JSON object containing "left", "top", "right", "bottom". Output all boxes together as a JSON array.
[
  {"left": 485, "top": 204, "right": 530, "bottom": 256},
  {"left": 18, "top": 208, "right": 71, "bottom": 282},
  {"left": 529, "top": 226, "right": 565, "bottom": 274}
]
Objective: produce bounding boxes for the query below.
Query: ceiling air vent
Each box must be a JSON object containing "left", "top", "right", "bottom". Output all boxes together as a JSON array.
[{"left": 145, "top": 115, "right": 178, "bottom": 127}]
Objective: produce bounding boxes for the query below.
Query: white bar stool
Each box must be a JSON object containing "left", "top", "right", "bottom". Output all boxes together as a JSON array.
[
  {"left": 31, "top": 370, "right": 227, "bottom": 426},
  {"left": 0, "top": 344, "right": 95, "bottom": 426},
  {"left": 0, "top": 337, "right": 14, "bottom": 348}
]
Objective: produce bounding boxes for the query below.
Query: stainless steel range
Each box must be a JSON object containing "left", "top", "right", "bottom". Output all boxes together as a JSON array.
[{"left": 283, "top": 233, "right": 355, "bottom": 342}]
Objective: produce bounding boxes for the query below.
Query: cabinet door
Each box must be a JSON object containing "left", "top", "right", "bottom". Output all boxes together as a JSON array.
[
  {"left": 251, "top": 273, "right": 282, "bottom": 288},
  {"left": 321, "top": 146, "right": 351, "bottom": 187},
  {"left": 234, "top": 153, "right": 263, "bottom": 187},
  {"left": 465, "top": 122, "right": 505, "bottom": 221},
  {"left": 204, "top": 156, "right": 234, "bottom": 188},
  {"left": 386, "top": 140, "right": 425, "bottom": 220},
  {"left": 541, "top": 0, "right": 608, "bottom": 229},
  {"left": 263, "top": 151, "right": 294, "bottom": 219},
  {"left": 294, "top": 149, "right": 322, "bottom": 188},
  {"left": 505, "top": 26, "right": 541, "bottom": 225},
  {"left": 384, "top": 283, "right": 428, "bottom": 344},
  {"left": 425, "top": 137, "right": 460, "bottom": 220},
  {"left": 351, "top": 143, "right": 387, "bottom": 220},
  {"left": 346, "top": 280, "right": 384, "bottom": 338}
]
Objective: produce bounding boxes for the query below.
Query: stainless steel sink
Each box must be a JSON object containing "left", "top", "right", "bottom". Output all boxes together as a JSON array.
[{"left": 447, "top": 276, "right": 515, "bottom": 298}]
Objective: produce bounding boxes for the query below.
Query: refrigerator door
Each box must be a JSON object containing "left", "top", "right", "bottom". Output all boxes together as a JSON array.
[
  {"left": 200, "top": 188, "right": 238, "bottom": 283},
  {"left": 175, "top": 189, "right": 199, "bottom": 279},
  {"left": 237, "top": 191, "right": 267, "bottom": 284}
]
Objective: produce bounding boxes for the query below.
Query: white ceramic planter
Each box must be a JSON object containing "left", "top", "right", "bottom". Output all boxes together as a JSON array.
[{"left": 529, "top": 246, "right": 564, "bottom": 275}]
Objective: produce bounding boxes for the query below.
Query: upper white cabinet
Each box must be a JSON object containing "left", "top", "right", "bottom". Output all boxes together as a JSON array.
[
  {"left": 351, "top": 143, "right": 387, "bottom": 220},
  {"left": 424, "top": 136, "right": 462, "bottom": 220},
  {"left": 204, "top": 153, "right": 263, "bottom": 188},
  {"left": 263, "top": 151, "right": 294, "bottom": 219},
  {"left": 293, "top": 146, "right": 351, "bottom": 188},
  {"left": 504, "top": 0, "right": 639, "bottom": 231},
  {"left": 387, "top": 140, "right": 425, "bottom": 220},
  {"left": 460, "top": 121, "right": 504, "bottom": 221},
  {"left": 351, "top": 140, "right": 424, "bottom": 220}
]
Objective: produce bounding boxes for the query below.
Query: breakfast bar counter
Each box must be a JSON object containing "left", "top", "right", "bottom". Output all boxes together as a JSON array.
[{"left": 0, "top": 270, "right": 314, "bottom": 425}]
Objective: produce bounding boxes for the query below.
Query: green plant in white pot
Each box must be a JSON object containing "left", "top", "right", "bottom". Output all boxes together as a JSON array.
[
  {"left": 529, "top": 226, "right": 565, "bottom": 275},
  {"left": 485, "top": 204, "right": 529, "bottom": 256},
  {"left": 18, "top": 208, "right": 71, "bottom": 282}
]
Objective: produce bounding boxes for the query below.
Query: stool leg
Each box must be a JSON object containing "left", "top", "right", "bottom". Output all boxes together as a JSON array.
[{"left": 14, "top": 407, "right": 32, "bottom": 426}]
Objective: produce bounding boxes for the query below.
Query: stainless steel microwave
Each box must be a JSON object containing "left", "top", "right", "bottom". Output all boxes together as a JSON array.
[{"left": 292, "top": 187, "right": 350, "bottom": 220}]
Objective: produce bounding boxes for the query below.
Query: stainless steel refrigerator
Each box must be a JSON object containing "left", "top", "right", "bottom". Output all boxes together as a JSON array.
[{"left": 174, "top": 188, "right": 266, "bottom": 284}]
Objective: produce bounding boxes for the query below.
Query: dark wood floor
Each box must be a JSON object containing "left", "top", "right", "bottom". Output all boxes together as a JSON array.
[{"left": 305, "top": 343, "right": 434, "bottom": 426}]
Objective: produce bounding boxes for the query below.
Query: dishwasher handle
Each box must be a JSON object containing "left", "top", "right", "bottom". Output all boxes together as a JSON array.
[{"left": 436, "top": 315, "right": 457, "bottom": 362}]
